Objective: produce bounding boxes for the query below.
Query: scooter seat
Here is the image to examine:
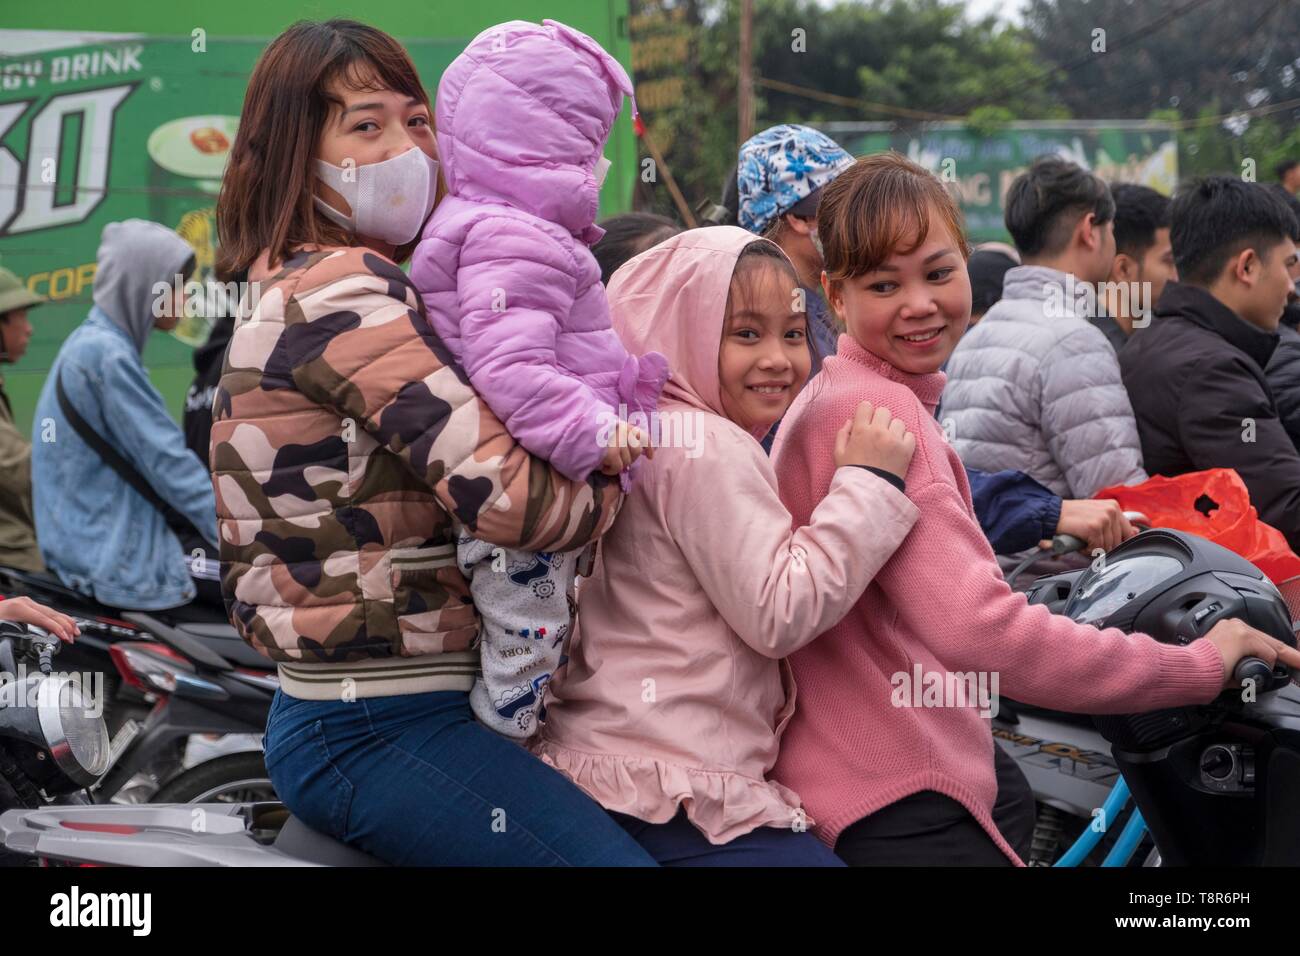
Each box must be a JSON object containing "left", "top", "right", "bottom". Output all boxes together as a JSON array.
[
  {"left": 173, "top": 622, "right": 276, "bottom": 672},
  {"left": 274, "top": 815, "right": 387, "bottom": 867}
]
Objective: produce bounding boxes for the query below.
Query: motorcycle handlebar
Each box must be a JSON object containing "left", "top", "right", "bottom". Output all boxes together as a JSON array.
[
  {"left": 1046, "top": 511, "right": 1149, "bottom": 558},
  {"left": 1050, "top": 533, "right": 1086, "bottom": 555},
  {"left": 1233, "top": 656, "right": 1277, "bottom": 689},
  {"left": 0, "top": 620, "right": 61, "bottom": 675}
]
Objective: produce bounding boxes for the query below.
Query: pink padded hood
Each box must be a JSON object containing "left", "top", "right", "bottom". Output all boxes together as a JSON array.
[{"left": 434, "top": 19, "right": 633, "bottom": 241}]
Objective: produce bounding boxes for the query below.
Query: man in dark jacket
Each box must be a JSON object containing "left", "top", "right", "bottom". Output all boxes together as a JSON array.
[
  {"left": 1264, "top": 186, "right": 1300, "bottom": 452},
  {"left": 1093, "top": 184, "right": 1176, "bottom": 353},
  {"left": 1120, "top": 176, "right": 1300, "bottom": 551},
  {"left": 1270, "top": 306, "right": 1300, "bottom": 451}
]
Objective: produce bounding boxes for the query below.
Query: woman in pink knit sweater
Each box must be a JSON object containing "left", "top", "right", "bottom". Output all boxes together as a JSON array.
[
  {"left": 536, "top": 226, "right": 919, "bottom": 865},
  {"left": 772, "top": 153, "right": 1300, "bottom": 866}
]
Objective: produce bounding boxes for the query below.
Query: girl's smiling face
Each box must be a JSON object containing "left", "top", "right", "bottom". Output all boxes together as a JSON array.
[
  {"left": 718, "top": 253, "right": 812, "bottom": 432},
  {"left": 823, "top": 217, "right": 972, "bottom": 375}
]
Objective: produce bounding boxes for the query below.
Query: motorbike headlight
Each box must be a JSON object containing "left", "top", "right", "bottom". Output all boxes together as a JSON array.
[{"left": 37, "top": 675, "right": 111, "bottom": 786}]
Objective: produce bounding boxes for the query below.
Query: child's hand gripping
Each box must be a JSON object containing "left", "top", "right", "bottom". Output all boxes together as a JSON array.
[
  {"left": 833, "top": 401, "right": 916, "bottom": 483},
  {"left": 601, "top": 421, "right": 655, "bottom": 476}
]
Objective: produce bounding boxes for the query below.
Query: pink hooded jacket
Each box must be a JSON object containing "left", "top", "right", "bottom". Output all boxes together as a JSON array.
[
  {"left": 411, "top": 20, "right": 669, "bottom": 484},
  {"left": 533, "top": 227, "right": 920, "bottom": 844}
]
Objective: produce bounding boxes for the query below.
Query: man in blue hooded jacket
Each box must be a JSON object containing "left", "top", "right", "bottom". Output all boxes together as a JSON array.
[{"left": 32, "top": 219, "right": 219, "bottom": 611}]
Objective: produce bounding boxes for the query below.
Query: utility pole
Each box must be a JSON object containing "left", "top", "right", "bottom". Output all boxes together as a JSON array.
[{"left": 738, "top": 0, "right": 754, "bottom": 145}]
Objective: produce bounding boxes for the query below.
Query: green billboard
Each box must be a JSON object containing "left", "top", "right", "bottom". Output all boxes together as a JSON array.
[
  {"left": 827, "top": 121, "right": 1179, "bottom": 242},
  {"left": 0, "top": 2, "right": 633, "bottom": 438}
]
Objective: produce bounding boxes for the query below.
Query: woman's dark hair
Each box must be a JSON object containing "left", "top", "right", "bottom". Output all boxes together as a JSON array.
[
  {"left": 1003, "top": 156, "right": 1114, "bottom": 259},
  {"left": 592, "top": 212, "right": 680, "bottom": 285},
  {"left": 1170, "top": 176, "right": 1300, "bottom": 287},
  {"left": 215, "top": 19, "right": 434, "bottom": 279}
]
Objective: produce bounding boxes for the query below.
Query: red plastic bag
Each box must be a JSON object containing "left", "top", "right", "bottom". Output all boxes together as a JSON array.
[{"left": 1094, "top": 468, "right": 1300, "bottom": 586}]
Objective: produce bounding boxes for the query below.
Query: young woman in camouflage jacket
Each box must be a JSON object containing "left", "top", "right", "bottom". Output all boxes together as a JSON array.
[{"left": 210, "top": 19, "right": 654, "bottom": 866}]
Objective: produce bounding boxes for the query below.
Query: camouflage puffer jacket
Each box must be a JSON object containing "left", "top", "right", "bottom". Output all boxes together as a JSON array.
[{"left": 211, "top": 246, "right": 621, "bottom": 699}]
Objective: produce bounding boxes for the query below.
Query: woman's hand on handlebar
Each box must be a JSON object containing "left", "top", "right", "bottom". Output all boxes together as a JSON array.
[
  {"left": 1053, "top": 499, "right": 1137, "bottom": 554},
  {"left": 0, "top": 596, "right": 80, "bottom": 643},
  {"left": 1206, "top": 618, "right": 1300, "bottom": 686}
]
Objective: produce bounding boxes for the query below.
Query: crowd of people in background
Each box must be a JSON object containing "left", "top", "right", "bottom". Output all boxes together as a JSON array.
[{"left": 0, "top": 16, "right": 1298, "bottom": 867}]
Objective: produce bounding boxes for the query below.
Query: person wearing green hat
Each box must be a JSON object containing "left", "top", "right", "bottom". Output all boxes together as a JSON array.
[{"left": 0, "top": 265, "right": 47, "bottom": 572}]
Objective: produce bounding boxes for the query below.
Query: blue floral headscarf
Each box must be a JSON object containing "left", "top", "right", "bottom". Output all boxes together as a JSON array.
[{"left": 736, "top": 124, "right": 854, "bottom": 234}]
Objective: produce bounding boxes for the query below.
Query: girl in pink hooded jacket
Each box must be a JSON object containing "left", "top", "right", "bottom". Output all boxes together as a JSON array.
[
  {"left": 535, "top": 227, "right": 920, "bottom": 865},
  {"left": 410, "top": 20, "right": 669, "bottom": 738}
]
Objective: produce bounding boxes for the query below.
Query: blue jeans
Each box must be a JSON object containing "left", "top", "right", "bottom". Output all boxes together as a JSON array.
[
  {"left": 609, "top": 809, "right": 845, "bottom": 866},
  {"left": 263, "top": 689, "right": 657, "bottom": 866}
]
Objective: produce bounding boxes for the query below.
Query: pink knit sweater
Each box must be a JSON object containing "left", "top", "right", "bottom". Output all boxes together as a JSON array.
[{"left": 771, "top": 335, "right": 1227, "bottom": 864}]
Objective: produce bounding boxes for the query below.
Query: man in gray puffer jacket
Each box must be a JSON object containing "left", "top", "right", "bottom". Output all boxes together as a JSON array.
[{"left": 943, "top": 156, "right": 1148, "bottom": 498}]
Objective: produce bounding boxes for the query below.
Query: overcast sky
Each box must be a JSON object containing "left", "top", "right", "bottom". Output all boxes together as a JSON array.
[
  {"left": 822, "top": 0, "right": 1025, "bottom": 25},
  {"left": 958, "top": 0, "right": 1025, "bottom": 24}
]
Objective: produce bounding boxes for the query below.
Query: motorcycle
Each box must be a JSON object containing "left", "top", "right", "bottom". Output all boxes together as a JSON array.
[
  {"left": 1000, "top": 529, "right": 1300, "bottom": 865},
  {"left": 0, "top": 565, "right": 276, "bottom": 805},
  {"left": 99, "top": 611, "right": 276, "bottom": 805},
  {"left": 2, "top": 529, "right": 1295, "bottom": 867}
]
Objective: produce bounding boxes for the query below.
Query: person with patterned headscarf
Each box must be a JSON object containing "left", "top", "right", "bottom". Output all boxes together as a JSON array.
[{"left": 737, "top": 124, "right": 853, "bottom": 371}]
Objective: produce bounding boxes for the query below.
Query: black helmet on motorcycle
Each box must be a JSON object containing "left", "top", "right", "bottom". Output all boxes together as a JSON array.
[{"left": 1025, "top": 529, "right": 1297, "bottom": 750}]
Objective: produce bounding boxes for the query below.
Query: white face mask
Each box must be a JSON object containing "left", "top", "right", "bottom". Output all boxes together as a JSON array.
[
  {"left": 313, "top": 147, "right": 440, "bottom": 245},
  {"left": 594, "top": 155, "right": 611, "bottom": 188}
]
